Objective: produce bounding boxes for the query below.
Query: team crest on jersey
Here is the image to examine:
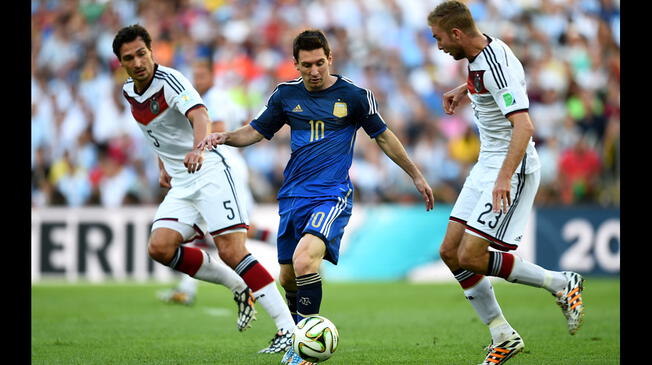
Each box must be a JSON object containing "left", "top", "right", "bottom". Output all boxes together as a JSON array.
[
  {"left": 150, "top": 99, "right": 160, "bottom": 114},
  {"left": 333, "top": 101, "right": 348, "bottom": 118},
  {"left": 124, "top": 87, "right": 169, "bottom": 125},
  {"left": 467, "top": 70, "right": 487, "bottom": 94}
]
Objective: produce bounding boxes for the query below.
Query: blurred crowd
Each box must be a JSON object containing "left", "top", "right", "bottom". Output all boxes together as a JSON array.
[{"left": 31, "top": 0, "right": 620, "bottom": 208}]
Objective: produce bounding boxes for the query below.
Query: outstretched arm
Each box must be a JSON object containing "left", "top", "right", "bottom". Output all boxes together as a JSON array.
[
  {"left": 197, "top": 124, "right": 265, "bottom": 150},
  {"left": 375, "top": 129, "right": 435, "bottom": 211}
]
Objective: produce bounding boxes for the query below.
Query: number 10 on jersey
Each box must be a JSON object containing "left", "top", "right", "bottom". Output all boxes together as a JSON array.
[{"left": 309, "top": 120, "right": 325, "bottom": 142}]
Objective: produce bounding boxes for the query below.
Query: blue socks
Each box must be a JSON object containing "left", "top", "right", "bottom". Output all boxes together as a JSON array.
[{"left": 296, "top": 273, "right": 322, "bottom": 321}]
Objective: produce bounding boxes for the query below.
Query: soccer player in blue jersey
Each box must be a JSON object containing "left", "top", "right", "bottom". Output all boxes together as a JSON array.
[{"left": 198, "top": 29, "right": 434, "bottom": 364}]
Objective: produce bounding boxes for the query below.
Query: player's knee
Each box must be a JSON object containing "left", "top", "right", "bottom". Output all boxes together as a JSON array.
[
  {"left": 439, "top": 242, "right": 458, "bottom": 265},
  {"left": 216, "top": 248, "right": 237, "bottom": 268},
  {"left": 214, "top": 232, "right": 247, "bottom": 266},
  {"left": 212, "top": 241, "right": 237, "bottom": 267},
  {"left": 148, "top": 228, "right": 183, "bottom": 263},
  {"left": 217, "top": 245, "right": 247, "bottom": 269},
  {"left": 147, "top": 239, "right": 174, "bottom": 264},
  {"left": 292, "top": 254, "right": 317, "bottom": 277}
]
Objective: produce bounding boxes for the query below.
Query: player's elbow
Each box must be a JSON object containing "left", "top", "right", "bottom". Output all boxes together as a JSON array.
[
  {"left": 521, "top": 121, "right": 535, "bottom": 137},
  {"left": 510, "top": 113, "right": 535, "bottom": 136}
]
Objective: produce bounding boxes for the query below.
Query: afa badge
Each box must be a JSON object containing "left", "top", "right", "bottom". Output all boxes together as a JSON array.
[{"left": 333, "top": 101, "right": 348, "bottom": 118}]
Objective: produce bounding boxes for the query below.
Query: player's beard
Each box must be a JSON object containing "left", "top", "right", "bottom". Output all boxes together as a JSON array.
[
  {"left": 447, "top": 46, "right": 466, "bottom": 60},
  {"left": 130, "top": 59, "right": 154, "bottom": 82},
  {"left": 305, "top": 75, "right": 325, "bottom": 91},
  {"left": 309, "top": 77, "right": 323, "bottom": 89}
]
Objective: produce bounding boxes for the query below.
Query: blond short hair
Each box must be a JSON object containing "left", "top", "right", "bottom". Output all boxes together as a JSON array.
[{"left": 427, "top": 1, "right": 477, "bottom": 34}]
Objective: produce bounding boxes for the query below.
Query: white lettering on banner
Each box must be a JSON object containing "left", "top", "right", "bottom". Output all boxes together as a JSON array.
[
  {"left": 560, "top": 218, "right": 620, "bottom": 273},
  {"left": 594, "top": 219, "right": 620, "bottom": 272},
  {"left": 561, "top": 219, "right": 595, "bottom": 271}
]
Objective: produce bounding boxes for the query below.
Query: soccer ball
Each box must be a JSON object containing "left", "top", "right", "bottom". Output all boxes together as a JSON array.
[{"left": 292, "top": 315, "right": 339, "bottom": 362}]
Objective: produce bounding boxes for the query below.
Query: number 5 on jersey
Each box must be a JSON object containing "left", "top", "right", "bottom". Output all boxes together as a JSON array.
[
  {"left": 147, "top": 129, "right": 160, "bottom": 147},
  {"left": 223, "top": 200, "right": 235, "bottom": 220}
]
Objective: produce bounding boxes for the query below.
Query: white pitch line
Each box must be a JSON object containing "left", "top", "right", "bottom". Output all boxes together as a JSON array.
[{"left": 204, "top": 307, "right": 231, "bottom": 317}]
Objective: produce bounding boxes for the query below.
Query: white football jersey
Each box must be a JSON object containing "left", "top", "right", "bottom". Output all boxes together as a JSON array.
[
  {"left": 466, "top": 35, "right": 540, "bottom": 174},
  {"left": 122, "top": 64, "right": 227, "bottom": 186}
]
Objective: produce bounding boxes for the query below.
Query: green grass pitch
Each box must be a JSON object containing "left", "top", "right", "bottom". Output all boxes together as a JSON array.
[{"left": 32, "top": 279, "right": 619, "bottom": 364}]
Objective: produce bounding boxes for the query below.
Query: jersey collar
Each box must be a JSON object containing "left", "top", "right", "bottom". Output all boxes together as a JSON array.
[
  {"left": 305, "top": 74, "right": 341, "bottom": 94},
  {"left": 468, "top": 34, "right": 493, "bottom": 64}
]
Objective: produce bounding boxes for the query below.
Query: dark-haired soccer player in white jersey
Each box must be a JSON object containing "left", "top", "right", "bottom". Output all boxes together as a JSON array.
[
  {"left": 113, "top": 24, "right": 295, "bottom": 353},
  {"left": 427, "top": 2, "right": 585, "bottom": 364},
  {"left": 157, "top": 59, "right": 278, "bottom": 307}
]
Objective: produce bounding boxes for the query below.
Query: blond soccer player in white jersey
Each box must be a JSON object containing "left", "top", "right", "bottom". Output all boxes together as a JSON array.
[
  {"left": 113, "top": 24, "right": 295, "bottom": 354},
  {"left": 427, "top": 2, "right": 585, "bottom": 364}
]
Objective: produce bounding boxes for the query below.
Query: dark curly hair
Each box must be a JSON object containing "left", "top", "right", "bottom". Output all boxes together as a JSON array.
[
  {"left": 292, "top": 29, "right": 331, "bottom": 61},
  {"left": 112, "top": 24, "right": 152, "bottom": 60}
]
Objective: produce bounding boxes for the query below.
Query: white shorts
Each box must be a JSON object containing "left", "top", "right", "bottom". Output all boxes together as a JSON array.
[
  {"left": 450, "top": 162, "right": 540, "bottom": 251},
  {"left": 152, "top": 167, "right": 250, "bottom": 242}
]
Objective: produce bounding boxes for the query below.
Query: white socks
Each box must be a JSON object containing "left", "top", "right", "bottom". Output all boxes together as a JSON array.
[
  {"left": 488, "top": 314, "right": 516, "bottom": 344},
  {"left": 253, "top": 282, "right": 296, "bottom": 332},
  {"left": 507, "top": 255, "right": 567, "bottom": 294},
  {"left": 464, "top": 276, "right": 505, "bottom": 325},
  {"left": 177, "top": 273, "right": 199, "bottom": 294},
  {"left": 464, "top": 276, "right": 515, "bottom": 344},
  {"left": 192, "top": 250, "right": 247, "bottom": 293}
]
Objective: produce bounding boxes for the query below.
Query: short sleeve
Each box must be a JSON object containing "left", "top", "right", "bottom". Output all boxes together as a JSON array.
[
  {"left": 483, "top": 54, "right": 529, "bottom": 118},
  {"left": 250, "top": 87, "right": 286, "bottom": 140},
  {"left": 356, "top": 88, "right": 387, "bottom": 138},
  {"left": 163, "top": 69, "right": 205, "bottom": 116}
]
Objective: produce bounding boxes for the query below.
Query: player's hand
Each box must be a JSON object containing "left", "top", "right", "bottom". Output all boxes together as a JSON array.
[
  {"left": 442, "top": 84, "right": 468, "bottom": 115},
  {"left": 184, "top": 149, "right": 204, "bottom": 173},
  {"left": 492, "top": 175, "right": 512, "bottom": 213},
  {"left": 413, "top": 175, "right": 435, "bottom": 211},
  {"left": 159, "top": 168, "right": 172, "bottom": 188},
  {"left": 197, "top": 132, "right": 227, "bottom": 150}
]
